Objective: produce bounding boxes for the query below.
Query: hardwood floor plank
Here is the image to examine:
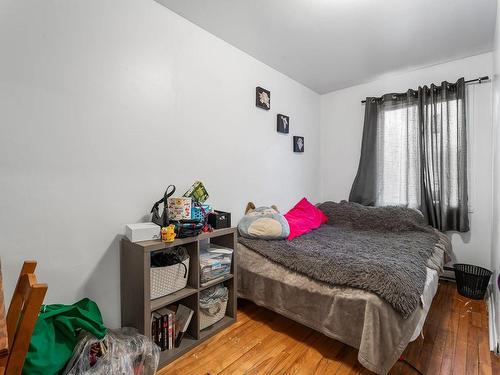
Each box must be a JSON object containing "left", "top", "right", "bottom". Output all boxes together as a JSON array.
[
  {"left": 465, "top": 324, "right": 480, "bottom": 375},
  {"left": 452, "top": 306, "right": 470, "bottom": 375},
  {"left": 217, "top": 317, "right": 311, "bottom": 375},
  {"left": 426, "top": 328, "right": 448, "bottom": 374},
  {"left": 157, "top": 282, "right": 497, "bottom": 375},
  {"left": 312, "top": 340, "right": 346, "bottom": 375},
  {"left": 490, "top": 352, "right": 500, "bottom": 375},
  {"left": 334, "top": 346, "right": 361, "bottom": 375},
  {"left": 440, "top": 284, "right": 461, "bottom": 375},
  {"left": 269, "top": 332, "right": 328, "bottom": 375},
  {"left": 260, "top": 332, "right": 329, "bottom": 374}
]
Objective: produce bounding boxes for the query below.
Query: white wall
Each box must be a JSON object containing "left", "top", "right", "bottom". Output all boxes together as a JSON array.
[
  {"left": 320, "top": 53, "right": 493, "bottom": 269},
  {"left": 490, "top": 0, "right": 500, "bottom": 350},
  {"left": 0, "top": 0, "right": 320, "bottom": 327}
]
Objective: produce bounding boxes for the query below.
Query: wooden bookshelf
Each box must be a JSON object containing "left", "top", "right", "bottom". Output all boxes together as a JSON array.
[{"left": 120, "top": 227, "right": 237, "bottom": 369}]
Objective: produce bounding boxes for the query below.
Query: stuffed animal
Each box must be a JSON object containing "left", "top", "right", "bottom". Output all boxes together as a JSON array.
[{"left": 238, "top": 202, "right": 290, "bottom": 240}]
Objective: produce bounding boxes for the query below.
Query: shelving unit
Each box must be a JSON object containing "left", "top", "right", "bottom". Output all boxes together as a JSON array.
[{"left": 120, "top": 227, "right": 237, "bottom": 368}]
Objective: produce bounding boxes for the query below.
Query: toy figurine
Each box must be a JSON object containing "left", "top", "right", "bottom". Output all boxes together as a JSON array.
[{"left": 161, "top": 224, "right": 176, "bottom": 243}]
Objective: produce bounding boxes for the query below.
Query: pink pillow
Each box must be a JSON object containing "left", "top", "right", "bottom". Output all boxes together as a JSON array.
[{"left": 284, "top": 198, "right": 328, "bottom": 240}]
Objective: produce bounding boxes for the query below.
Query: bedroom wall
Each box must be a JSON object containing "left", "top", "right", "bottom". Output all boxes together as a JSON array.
[
  {"left": 320, "top": 52, "right": 493, "bottom": 269},
  {"left": 0, "top": 0, "right": 320, "bottom": 327},
  {"left": 490, "top": 0, "right": 500, "bottom": 350}
]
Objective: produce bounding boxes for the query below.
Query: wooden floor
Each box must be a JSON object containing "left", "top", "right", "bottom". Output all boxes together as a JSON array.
[{"left": 159, "top": 281, "right": 500, "bottom": 374}]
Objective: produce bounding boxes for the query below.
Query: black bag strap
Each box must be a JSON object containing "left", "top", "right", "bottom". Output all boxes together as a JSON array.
[
  {"left": 178, "top": 258, "right": 188, "bottom": 278},
  {"left": 150, "top": 185, "right": 176, "bottom": 213}
]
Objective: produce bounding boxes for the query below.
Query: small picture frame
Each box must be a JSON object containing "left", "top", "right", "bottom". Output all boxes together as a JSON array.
[
  {"left": 293, "top": 136, "right": 304, "bottom": 153},
  {"left": 277, "top": 114, "right": 289, "bottom": 134},
  {"left": 255, "top": 86, "right": 271, "bottom": 110}
]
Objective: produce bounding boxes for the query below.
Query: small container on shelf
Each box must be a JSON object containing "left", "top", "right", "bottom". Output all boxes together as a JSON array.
[
  {"left": 150, "top": 247, "right": 190, "bottom": 300},
  {"left": 208, "top": 210, "right": 231, "bottom": 229},
  {"left": 199, "top": 245, "right": 233, "bottom": 287},
  {"left": 191, "top": 204, "right": 211, "bottom": 221},
  {"left": 199, "top": 283, "right": 228, "bottom": 330}
]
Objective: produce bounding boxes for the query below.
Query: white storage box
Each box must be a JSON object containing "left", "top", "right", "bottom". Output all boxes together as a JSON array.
[
  {"left": 126, "top": 223, "right": 160, "bottom": 243},
  {"left": 150, "top": 257, "right": 190, "bottom": 300},
  {"left": 199, "top": 284, "right": 228, "bottom": 330},
  {"left": 199, "top": 246, "right": 233, "bottom": 286}
]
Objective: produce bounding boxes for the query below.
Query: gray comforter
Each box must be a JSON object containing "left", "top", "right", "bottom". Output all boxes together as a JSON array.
[{"left": 238, "top": 201, "right": 439, "bottom": 318}]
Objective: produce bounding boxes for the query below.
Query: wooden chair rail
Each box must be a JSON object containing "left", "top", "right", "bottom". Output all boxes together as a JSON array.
[{"left": 1, "top": 261, "right": 47, "bottom": 375}]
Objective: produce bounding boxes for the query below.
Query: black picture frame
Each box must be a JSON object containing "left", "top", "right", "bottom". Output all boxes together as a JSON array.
[
  {"left": 277, "top": 114, "right": 289, "bottom": 134},
  {"left": 293, "top": 136, "right": 304, "bottom": 153},
  {"left": 255, "top": 86, "right": 271, "bottom": 110}
]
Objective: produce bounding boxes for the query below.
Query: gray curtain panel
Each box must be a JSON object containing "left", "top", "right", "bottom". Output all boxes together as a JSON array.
[{"left": 349, "top": 78, "right": 469, "bottom": 232}]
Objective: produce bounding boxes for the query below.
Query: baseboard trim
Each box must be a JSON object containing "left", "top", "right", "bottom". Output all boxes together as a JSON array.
[{"left": 487, "top": 284, "right": 499, "bottom": 354}]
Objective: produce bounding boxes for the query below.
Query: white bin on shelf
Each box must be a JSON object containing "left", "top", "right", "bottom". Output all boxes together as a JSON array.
[{"left": 150, "top": 257, "right": 190, "bottom": 300}]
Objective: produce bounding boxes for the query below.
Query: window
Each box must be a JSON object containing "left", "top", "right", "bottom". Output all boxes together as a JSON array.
[
  {"left": 375, "top": 102, "right": 420, "bottom": 208},
  {"left": 350, "top": 79, "right": 469, "bottom": 232},
  {"left": 375, "top": 98, "right": 460, "bottom": 209}
]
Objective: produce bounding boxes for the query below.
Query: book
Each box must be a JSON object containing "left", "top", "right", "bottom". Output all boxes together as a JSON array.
[
  {"left": 157, "top": 308, "right": 169, "bottom": 350},
  {"left": 165, "top": 308, "right": 176, "bottom": 349},
  {"left": 166, "top": 304, "right": 179, "bottom": 342},
  {"left": 183, "top": 181, "right": 209, "bottom": 203},
  {"left": 152, "top": 312, "right": 162, "bottom": 347},
  {"left": 174, "top": 304, "right": 194, "bottom": 348}
]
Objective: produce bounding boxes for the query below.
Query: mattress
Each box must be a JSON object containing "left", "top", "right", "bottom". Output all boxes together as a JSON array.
[{"left": 237, "top": 231, "right": 448, "bottom": 374}]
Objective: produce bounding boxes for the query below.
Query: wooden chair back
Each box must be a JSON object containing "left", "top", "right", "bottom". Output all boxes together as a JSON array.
[{"left": 0, "top": 261, "right": 47, "bottom": 375}]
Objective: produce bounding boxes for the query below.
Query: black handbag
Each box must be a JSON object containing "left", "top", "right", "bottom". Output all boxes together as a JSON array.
[
  {"left": 151, "top": 185, "right": 176, "bottom": 227},
  {"left": 150, "top": 247, "right": 188, "bottom": 278}
]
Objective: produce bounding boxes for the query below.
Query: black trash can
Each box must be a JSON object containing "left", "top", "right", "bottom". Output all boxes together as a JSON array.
[{"left": 453, "top": 263, "right": 492, "bottom": 300}]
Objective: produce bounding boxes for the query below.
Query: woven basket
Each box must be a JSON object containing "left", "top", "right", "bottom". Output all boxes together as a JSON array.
[
  {"left": 200, "top": 297, "right": 228, "bottom": 330},
  {"left": 150, "top": 258, "right": 189, "bottom": 300},
  {"left": 454, "top": 263, "right": 492, "bottom": 300}
]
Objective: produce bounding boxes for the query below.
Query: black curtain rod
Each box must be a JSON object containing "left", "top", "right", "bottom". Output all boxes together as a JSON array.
[{"left": 360, "top": 76, "right": 490, "bottom": 104}]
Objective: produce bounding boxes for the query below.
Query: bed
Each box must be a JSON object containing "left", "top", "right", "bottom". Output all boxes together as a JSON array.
[{"left": 236, "top": 201, "right": 451, "bottom": 374}]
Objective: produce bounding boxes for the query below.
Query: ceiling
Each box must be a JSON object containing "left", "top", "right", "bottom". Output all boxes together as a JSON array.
[{"left": 155, "top": 0, "right": 497, "bottom": 94}]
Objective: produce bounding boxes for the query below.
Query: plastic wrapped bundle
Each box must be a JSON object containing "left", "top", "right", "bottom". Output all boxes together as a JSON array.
[{"left": 62, "top": 328, "right": 159, "bottom": 375}]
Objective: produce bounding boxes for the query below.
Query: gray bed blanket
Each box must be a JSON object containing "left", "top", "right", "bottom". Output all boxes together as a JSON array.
[{"left": 238, "top": 201, "right": 439, "bottom": 318}]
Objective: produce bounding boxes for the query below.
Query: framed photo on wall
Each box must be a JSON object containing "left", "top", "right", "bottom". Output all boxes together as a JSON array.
[
  {"left": 255, "top": 86, "right": 271, "bottom": 110},
  {"left": 293, "top": 136, "right": 304, "bottom": 152},
  {"left": 277, "top": 114, "right": 289, "bottom": 133}
]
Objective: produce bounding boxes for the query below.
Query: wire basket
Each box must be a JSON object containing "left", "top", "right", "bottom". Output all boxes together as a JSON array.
[
  {"left": 453, "top": 263, "right": 492, "bottom": 300},
  {"left": 150, "top": 258, "right": 190, "bottom": 300},
  {"left": 191, "top": 205, "right": 211, "bottom": 221}
]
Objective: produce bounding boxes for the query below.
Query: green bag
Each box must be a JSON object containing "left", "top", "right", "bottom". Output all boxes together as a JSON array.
[{"left": 23, "top": 298, "right": 107, "bottom": 375}]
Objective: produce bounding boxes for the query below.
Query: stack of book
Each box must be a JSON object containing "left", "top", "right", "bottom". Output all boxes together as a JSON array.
[{"left": 152, "top": 304, "right": 194, "bottom": 350}]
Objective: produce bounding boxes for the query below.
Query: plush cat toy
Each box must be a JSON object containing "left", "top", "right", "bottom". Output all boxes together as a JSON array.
[{"left": 238, "top": 202, "right": 290, "bottom": 240}]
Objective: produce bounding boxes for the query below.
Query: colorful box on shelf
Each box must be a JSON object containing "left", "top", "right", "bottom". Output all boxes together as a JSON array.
[{"left": 167, "top": 197, "right": 192, "bottom": 220}]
